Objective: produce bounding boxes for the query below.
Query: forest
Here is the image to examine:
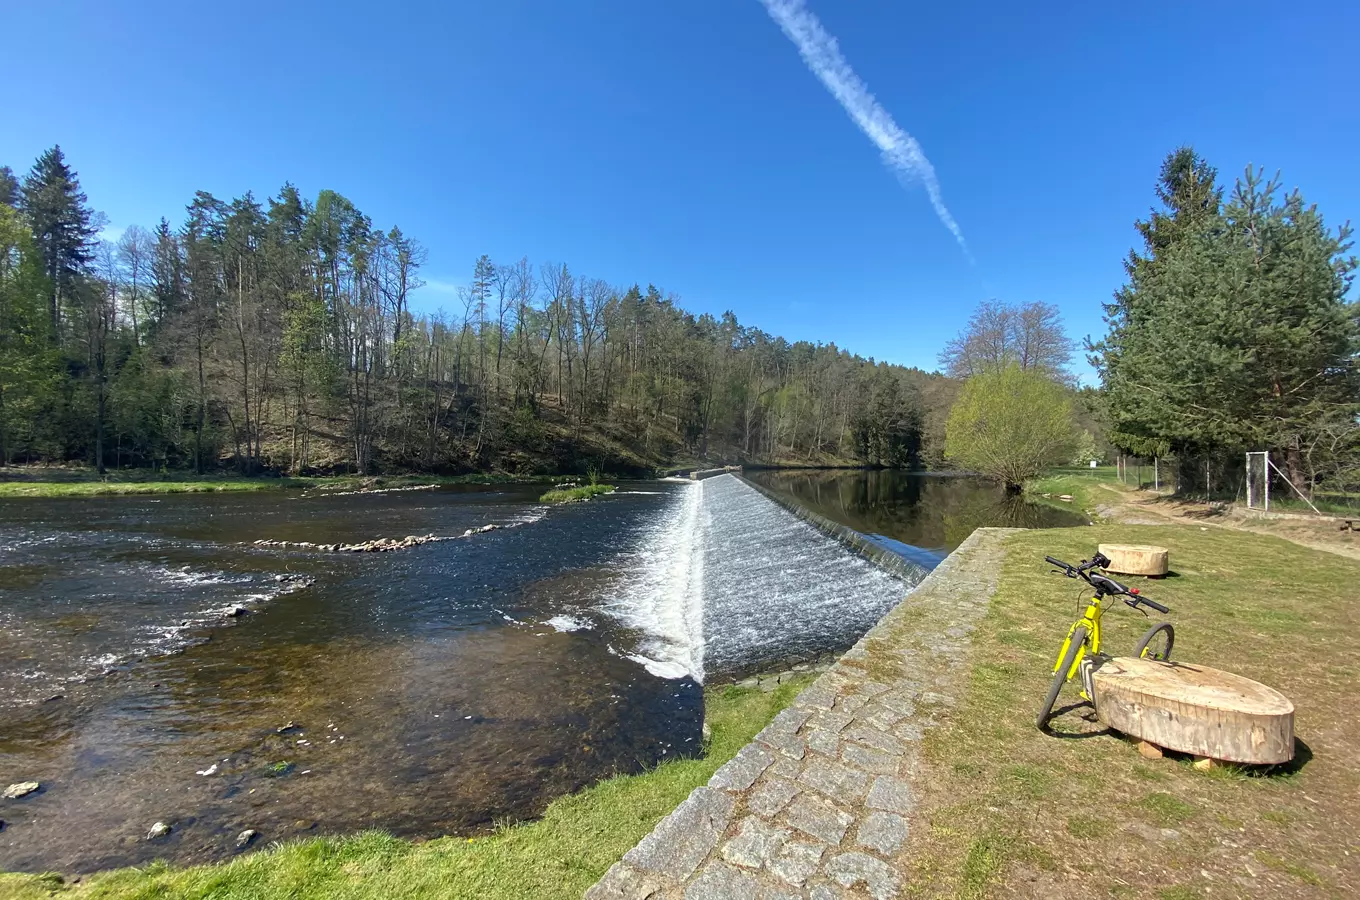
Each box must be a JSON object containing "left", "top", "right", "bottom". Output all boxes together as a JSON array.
[
  {"left": 3, "top": 145, "right": 1354, "bottom": 497},
  {"left": 0, "top": 147, "right": 954, "bottom": 476}
]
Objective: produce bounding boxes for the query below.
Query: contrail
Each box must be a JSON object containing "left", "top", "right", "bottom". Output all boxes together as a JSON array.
[{"left": 758, "top": 0, "right": 968, "bottom": 254}]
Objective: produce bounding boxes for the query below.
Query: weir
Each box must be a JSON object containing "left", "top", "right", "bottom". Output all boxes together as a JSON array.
[{"left": 602, "top": 474, "right": 932, "bottom": 683}]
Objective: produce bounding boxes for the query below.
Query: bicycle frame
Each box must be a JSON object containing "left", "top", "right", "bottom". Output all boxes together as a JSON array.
[{"left": 1052, "top": 592, "right": 1108, "bottom": 701}]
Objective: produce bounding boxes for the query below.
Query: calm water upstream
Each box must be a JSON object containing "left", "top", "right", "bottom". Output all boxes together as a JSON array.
[
  {"left": 0, "top": 471, "right": 1078, "bottom": 873},
  {"left": 745, "top": 468, "right": 1088, "bottom": 559}
]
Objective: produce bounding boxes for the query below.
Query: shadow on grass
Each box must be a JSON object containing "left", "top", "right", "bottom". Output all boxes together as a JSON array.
[{"left": 1043, "top": 700, "right": 1113, "bottom": 740}]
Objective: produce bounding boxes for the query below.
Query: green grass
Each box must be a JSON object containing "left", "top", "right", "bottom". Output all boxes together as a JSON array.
[
  {"left": 0, "top": 472, "right": 571, "bottom": 498},
  {"left": 904, "top": 524, "right": 1359, "bottom": 897},
  {"left": 539, "top": 484, "right": 615, "bottom": 504},
  {"left": 0, "top": 479, "right": 297, "bottom": 497},
  {"left": 0, "top": 677, "right": 813, "bottom": 900},
  {"left": 1025, "top": 468, "right": 1118, "bottom": 516}
]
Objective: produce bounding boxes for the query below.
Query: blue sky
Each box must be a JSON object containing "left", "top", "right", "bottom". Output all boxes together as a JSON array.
[{"left": 3, "top": 1, "right": 1355, "bottom": 382}]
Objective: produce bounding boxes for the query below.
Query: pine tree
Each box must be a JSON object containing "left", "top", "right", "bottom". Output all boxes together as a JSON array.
[
  {"left": 1094, "top": 150, "right": 1359, "bottom": 493},
  {"left": 0, "top": 166, "right": 19, "bottom": 208},
  {"left": 19, "top": 146, "right": 98, "bottom": 340},
  {"left": 0, "top": 205, "right": 57, "bottom": 463}
]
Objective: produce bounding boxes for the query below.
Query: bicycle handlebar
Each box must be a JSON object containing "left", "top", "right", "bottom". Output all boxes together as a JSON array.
[{"left": 1045, "top": 552, "right": 1170, "bottom": 614}]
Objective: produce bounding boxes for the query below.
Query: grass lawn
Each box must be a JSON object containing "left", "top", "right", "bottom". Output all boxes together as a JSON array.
[
  {"left": 1027, "top": 467, "right": 1122, "bottom": 516},
  {"left": 0, "top": 677, "right": 813, "bottom": 900},
  {"left": 904, "top": 524, "right": 1360, "bottom": 899},
  {"left": 0, "top": 472, "right": 565, "bottom": 498},
  {"left": 539, "top": 484, "right": 615, "bottom": 504}
]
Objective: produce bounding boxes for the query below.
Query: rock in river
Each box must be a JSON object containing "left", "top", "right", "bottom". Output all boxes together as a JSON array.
[
  {"left": 3, "top": 782, "right": 40, "bottom": 799},
  {"left": 147, "top": 822, "right": 172, "bottom": 840},
  {"left": 236, "top": 828, "right": 258, "bottom": 848}
]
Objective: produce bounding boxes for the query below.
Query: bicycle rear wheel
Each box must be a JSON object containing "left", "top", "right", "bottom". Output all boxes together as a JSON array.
[
  {"left": 1134, "top": 622, "right": 1175, "bottom": 661},
  {"left": 1036, "top": 624, "right": 1089, "bottom": 731}
]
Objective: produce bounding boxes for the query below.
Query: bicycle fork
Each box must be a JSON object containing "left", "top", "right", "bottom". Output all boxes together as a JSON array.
[{"left": 1052, "top": 597, "right": 1105, "bottom": 703}]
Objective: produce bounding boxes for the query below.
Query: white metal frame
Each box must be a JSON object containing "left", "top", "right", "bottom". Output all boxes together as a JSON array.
[
  {"left": 1246, "top": 451, "right": 1269, "bottom": 511},
  {"left": 1245, "top": 451, "right": 1323, "bottom": 515}
]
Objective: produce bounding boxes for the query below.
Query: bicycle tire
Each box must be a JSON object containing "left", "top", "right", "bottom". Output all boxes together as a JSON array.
[
  {"left": 1134, "top": 622, "right": 1175, "bottom": 661},
  {"left": 1036, "top": 623, "right": 1089, "bottom": 731}
]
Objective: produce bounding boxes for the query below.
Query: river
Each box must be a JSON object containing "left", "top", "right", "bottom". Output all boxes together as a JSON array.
[{"left": 0, "top": 471, "right": 1081, "bottom": 872}]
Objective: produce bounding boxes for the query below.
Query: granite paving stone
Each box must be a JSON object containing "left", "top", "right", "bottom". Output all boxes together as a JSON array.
[
  {"left": 768, "top": 840, "right": 826, "bottom": 886},
  {"left": 747, "top": 777, "right": 801, "bottom": 818},
  {"left": 841, "top": 743, "right": 898, "bottom": 775},
  {"left": 711, "top": 745, "right": 776, "bottom": 792},
  {"left": 865, "top": 776, "right": 914, "bottom": 815},
  {"left": 721, "top": 817, "right": 790, "bottom": 870},
  {"left": 855, "top": 810, "right": 908, "bottom": 855},
  {"left": 825, "top": 851, "right": 900, "bottom": 900},
  {"left": 621, "top": 786, "right": 735, "bottom": 879},
  {"left": 783, "top": 793, "right": 855, "bottom": 845},
  {"left": 796, "top": 758, "right": 870, "bottom": 803}
]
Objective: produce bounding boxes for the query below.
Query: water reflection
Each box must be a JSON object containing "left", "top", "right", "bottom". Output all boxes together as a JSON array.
[{"left": 743, "top": 469, "right": 1088, "bottom": 553}]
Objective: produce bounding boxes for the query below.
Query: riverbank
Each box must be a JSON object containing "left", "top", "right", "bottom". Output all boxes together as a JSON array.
[
  {"left": 0, "top": 471, "right": 570, "bottom": 498},
  {"left": 902, "top": 525, "right": 1359, "bottom": 898},
  {"left": 0, "top": 677, "right": 813, "bottom": 900}
]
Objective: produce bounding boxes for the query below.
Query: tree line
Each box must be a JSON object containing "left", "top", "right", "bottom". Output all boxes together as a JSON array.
[{"left": 0, "top": 147, "right": 952, "bottom": 476}]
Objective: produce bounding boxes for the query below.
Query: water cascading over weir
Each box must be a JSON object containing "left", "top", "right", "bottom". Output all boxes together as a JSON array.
[{"left": 605, "top": 474, "right": 933, "bottom": 683}]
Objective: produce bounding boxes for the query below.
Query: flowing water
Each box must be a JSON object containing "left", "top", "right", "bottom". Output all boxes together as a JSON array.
[{"left": 0, "top": 471, "right": 1073, "bottom": 873}]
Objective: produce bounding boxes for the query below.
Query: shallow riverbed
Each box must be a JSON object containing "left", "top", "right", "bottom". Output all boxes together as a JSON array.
[{"left": 0, "top": 472, "right": 1074, "bottom": 873}]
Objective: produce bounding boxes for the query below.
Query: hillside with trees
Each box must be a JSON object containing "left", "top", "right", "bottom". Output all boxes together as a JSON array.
[{"left": 0, "top": 147, "right": 951, "bottom": 476}]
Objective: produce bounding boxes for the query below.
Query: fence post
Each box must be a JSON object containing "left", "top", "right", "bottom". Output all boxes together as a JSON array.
[{"left": 1154, "top": 457, "right": 1159, "bottom": 492}]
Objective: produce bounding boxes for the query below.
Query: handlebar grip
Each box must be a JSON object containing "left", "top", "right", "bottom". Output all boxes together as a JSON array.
[
  {"left": 1140, "top": 597, "right": 1170, "bottom": 615},
  {"left": 1044, "top": 556, "right": 1067, "bottom": 569}
]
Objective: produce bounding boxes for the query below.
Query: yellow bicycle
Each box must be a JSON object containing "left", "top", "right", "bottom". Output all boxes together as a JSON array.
[{"left": 1036, "top": 551, "right": 1174, "bottom": 731}]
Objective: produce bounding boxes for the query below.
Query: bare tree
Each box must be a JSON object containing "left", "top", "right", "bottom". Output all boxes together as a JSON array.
[
  {"left": 939, "top": 299, "right": 1073, "bottom": 380},
  {"left": 116, "top": 225, "right": 153, "bottom": 346}
]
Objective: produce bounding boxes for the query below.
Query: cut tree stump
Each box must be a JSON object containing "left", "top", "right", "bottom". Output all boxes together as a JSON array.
[
  {"left": 1098, "top": 543, "right": 1170, "bottom": 576},
  {"left": 1092, "top": 656, "right": 1294, "bottom": 764}
]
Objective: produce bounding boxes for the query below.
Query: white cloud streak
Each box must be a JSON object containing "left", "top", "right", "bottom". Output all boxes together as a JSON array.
[
  {"left": 758, "top": 0, "right": 968, "bottom": 254},
  {"left": 419, "top": 278, "right": 463, "bottom": 295}
]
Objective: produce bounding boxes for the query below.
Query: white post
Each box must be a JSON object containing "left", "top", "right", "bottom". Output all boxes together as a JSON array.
[
  {"left": 1154, "top": 457, "right": 1160, "bottom": 492},
  {"left": 1246, "top": 452, "right": 1254, "bottom": 509}
]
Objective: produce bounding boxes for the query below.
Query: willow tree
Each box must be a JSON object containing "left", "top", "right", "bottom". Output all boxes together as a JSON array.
[{"left": 945, "top": 365, "right": 1077, "bottom": 491}]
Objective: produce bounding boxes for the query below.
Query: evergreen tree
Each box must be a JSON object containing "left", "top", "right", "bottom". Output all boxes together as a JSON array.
[
  {"left": 19, "top": 146, "right": 98, "bottom": 339},
  {"left": 0, "top": 204, "right": 57, "bottom": 463},
  {"left": 0, "top": 166, "right": 19, "bottom": 208},
  {"left": 1095, "top": 150, "right": 1359, "bottom": 493}
]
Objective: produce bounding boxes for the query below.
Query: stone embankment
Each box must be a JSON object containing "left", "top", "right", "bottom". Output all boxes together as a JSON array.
[{"left": 587, "top": 527, "right": 1018, "bottom": 900}]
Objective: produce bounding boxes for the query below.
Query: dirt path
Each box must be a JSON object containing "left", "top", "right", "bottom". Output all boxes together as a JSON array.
[{"left": 1092, "top": 481, "right": 1360, "bottom": 562}]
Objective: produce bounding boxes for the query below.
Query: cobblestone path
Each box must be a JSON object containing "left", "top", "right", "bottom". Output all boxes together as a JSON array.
[{"left": 587, "top": 527, "right": 1018, "bottom": 899}]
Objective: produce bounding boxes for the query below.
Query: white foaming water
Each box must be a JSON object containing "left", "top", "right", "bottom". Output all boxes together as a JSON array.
[
  {"left": 544, "top": 615, "right": 592, "bottom": 633},
  {"left": 600, "top": 482, "right": 706, "bottom": 681}
]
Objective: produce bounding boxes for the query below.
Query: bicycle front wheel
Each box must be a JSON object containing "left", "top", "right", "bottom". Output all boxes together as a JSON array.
[{"left": 1037, "top": 623, "right": 1089, "bottom": 731}]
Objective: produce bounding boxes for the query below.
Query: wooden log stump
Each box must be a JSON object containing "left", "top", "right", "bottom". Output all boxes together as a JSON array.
[
  {"left": 1092, "top": 657, "right": 1294, "bottom": 764},
  {"left": 1098, "top": 543, "right": 1170, "bottom": 576}
]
